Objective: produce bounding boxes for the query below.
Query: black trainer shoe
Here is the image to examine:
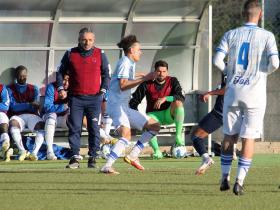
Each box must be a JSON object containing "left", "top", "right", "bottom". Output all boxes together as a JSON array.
[
  {"left": 66, "top": 157, "right": 80, "bottom": 169},
  {"left": 233, "top": 181, "right": 244, "bottom": 195},
  {"left": 88, "top": 156, "right": 96, "bottom": 168},
  {"left": 220, "top": 178, "right": 230, "bottom": 191}
]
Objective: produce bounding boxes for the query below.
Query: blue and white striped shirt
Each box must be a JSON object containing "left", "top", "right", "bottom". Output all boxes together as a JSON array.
[{"left": 216, "top": 22, "right": 279, "bottom": 108}]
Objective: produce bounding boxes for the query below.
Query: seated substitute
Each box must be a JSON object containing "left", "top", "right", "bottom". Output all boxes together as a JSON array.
[
  {"left": 129, "top": 60, "right": 185, "bottom": 159},
  {"left": 0, "top": 83, "right": 11, "bottom": 161},
  {"left": 8, "top": 65, "right": 45, "bottom": 161},
  {"left": 41, "top": 72, "right": 70, "bottom": 160}
]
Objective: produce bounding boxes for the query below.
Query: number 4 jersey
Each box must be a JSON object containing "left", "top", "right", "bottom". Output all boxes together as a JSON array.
[{"left": 216, "top": 22, "right": 279, "bottom": 108}]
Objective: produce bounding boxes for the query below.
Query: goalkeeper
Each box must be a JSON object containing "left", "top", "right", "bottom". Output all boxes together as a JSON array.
[{"left": 129, "top": 60, "right": 185, "bottom": 159}]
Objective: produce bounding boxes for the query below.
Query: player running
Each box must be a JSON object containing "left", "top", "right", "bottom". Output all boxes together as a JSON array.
[{"left": 214, "top": 0, "right": 279, "bottom": 195}]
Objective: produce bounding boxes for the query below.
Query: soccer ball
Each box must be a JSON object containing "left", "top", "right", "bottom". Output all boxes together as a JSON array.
[
  {"left": 171, "top": 145, "right": 187, "bottom": 159},
  {"left": 101, "top": 144, "right": 112, "bottom": 159}
]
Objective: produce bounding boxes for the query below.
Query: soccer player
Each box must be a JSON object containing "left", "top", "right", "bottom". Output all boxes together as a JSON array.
[
  {"left": 214, "top": 0, "right": 279, "bottom": 195},
  {"left": 56, "top": 27, "right": 110, "bottom": 169},
  {"left": 8, "top": 65, "right": 45, "bottom": 161},
  {"left": 41, "top": 72, "right": 70, "bottom": 160},
  {"left": 129, "top": 60, "right": 185, "bottom": 159},
  {"left": 0, "top": 83, "right": 10, "bottom": 161},
  {"left": 193, "top": 75, "right": 226, "bottom": 175},
  {"left": 100, "top": 35, "right": 160, "bottom": 175}
]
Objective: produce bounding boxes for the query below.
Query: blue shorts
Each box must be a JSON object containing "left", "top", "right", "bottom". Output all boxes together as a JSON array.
[{"left": 198, "top": 110, "right": 223, "bottom": 134}]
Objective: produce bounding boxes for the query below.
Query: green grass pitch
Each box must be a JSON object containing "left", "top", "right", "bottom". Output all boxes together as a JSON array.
[{"left": 0, "top": 154, "right": 279, "bottom": 210}]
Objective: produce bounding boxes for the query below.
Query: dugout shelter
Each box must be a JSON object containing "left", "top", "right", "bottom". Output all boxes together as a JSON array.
[{"left": 0, "top": 0, "right": 214, "bottom": 153}]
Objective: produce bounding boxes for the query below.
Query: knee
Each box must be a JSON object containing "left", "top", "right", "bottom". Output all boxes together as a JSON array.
[
  {"left": 192, "top": 127, "right": 208, "bottom": 139},
  {"left": 145, "top": 119, "right": 161, "bottom": 132},
  {"left": 45, "top": 113, "right": 57, "bottom": 121},
  {"left": 221, "top": 140, "right": 234, "bottom": 154},
  {"left": 45, "top": 117, "right": 56, "bottom": 126},
  {"left": 34, "top": 121, "right": 45, "bottom": 130},
  {"left": 173, "top": 100, "right": 183, "bottom": 107},
  {"left": 9, "top": 119, "right": 20, "bottom": 129},
  {"left": 0, "top": 123, "right": 8, "bottom": 133},
  {"left": 118, "top": 126, "right": 131, "bottom": 140}
]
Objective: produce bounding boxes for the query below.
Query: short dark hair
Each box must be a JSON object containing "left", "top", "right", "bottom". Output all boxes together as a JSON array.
[
  {"left": 79, "top": 27, "right": 94, "bottom": 37},
  {"left": 117, "top": 35, "right": 139, "bottom": 54},
  {"left": 243, "top": 0, "right": 261, "bottom": 19},
  {"left": 62, "top": 70, "right": 70, "bottom": 78},
  {"left": 154, "top": 60, "right": 168, "bottom": 70},
  {"left": 15, "top": 65, "right": 27, "bottom": 77}
]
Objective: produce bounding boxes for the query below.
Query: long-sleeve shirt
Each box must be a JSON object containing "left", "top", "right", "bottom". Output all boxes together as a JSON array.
[
  {"left": 129, "top": 77, "right": 185, "bottom": 112},
  {"left": 7, "top": 83, "right": 40, "bottom": 114},
  {"left": 56, "top": 46, "right": 110, "bottom": 93},
  {"left": 43, "top": 83, "right": 68, "bottom": 114},
  {"left": 0, "top": 85, "right": 10, "bottom": 112}
]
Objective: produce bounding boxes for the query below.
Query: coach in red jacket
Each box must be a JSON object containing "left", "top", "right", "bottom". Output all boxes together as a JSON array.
[{"left": 56, "top": 27, "right": 110, "bottom": 169}]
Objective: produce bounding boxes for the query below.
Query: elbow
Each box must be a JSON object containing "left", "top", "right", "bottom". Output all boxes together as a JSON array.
[
  {"left": 272, "top": 59, "right": 279, "bottom": 71},
  {"left": 268, "top": 57, "right": 280, "bottom": 73},
  {"left": 213, "top": 58, "right": 225, "bottom": 71},
  {"left": 119, "top": 83, "right": 128, "bottom": 91},
  {"left": 120, "top": 85, "right": 126, "bottom": 91}
]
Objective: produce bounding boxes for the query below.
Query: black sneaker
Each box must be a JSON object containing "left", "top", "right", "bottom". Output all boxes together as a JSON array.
[
  {"left": 66, "top": 157, "right": 80, "bottom": 169},
  {"left": 220, "top": 178, "right": 230, "bottom": 191},
  {"left": 88, "top": 156, "right": 96, "bottom": 168},
  {"left": 233, "top": 181, "right": 244, "bottom": 196}
]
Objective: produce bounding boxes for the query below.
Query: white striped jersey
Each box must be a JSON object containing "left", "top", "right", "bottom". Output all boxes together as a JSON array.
[
  {"left": 107, "top": 56, "right": 136, "bottom": 105},
  {"left": 216, "top": 22, "right": 279, "bottom": 108}
]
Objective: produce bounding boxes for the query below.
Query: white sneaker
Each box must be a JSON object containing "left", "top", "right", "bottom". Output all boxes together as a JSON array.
[
  {"left": 18, "top": 150, "right": 28, "bottom": 161},
  {"left": 5, "top": 148, "right": 13, "bottom": 162},
  {"left": 100, "top": 166, "right": 120, "bottom": 175},
  {"left": 47, "top": 152, "right": 57, "bottom": 160},
  {"left": 195, "top": 157, "right": 214, "bottom": 175},
  {"left": 29, "top": 153, "right": 38, "bottom": 161}
]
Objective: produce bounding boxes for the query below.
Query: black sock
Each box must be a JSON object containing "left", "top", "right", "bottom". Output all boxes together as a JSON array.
[{"left": 192, "top": 135, "right": 207, "bottom": 156}]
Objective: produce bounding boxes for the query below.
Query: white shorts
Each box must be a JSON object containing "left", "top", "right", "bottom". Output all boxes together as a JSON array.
[
  {"left": 107, "top": 104, "right": 149, "bottom": 131},
  {"left": 10, "top": 114, "right": 43, "bottom": 132},
  {"left": 0, "top": 112, "right": 9, "bottom": 124},
  {"left": 42, "top": 113, "right": 68, "bottom": 128},
  {"left": 223, "top": 105, "right": 265, "bottom": 139}
]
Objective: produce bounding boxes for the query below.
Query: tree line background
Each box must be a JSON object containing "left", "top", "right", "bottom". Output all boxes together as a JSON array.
[{"left": 212, "top": 0, "right": 280, "bottom": 49}]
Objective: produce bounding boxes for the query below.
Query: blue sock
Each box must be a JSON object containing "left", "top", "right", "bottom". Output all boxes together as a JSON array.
[
  {"left": 221, "top": 154, "right": 233, "bottom": 179},
  {"left": 192, "top": 135, "right": 207, "bottom": 156}
]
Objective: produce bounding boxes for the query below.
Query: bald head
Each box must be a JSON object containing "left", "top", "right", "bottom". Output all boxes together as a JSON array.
[{"left": 243, "top": 0, "right": 262, "bottom": 22}]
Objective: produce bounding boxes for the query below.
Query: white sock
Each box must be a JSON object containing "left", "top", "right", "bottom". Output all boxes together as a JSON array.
[
  {"left": 202, "top": 153, "right": 210, "bottom": 161},
  {"left": 0, "top": 133, "right": 10, "bottom": 149},
  {"left": 10, "top": 127, "right": 25, "bottom": 152},
  {"left": 129, "top": 130, "right": 157, "bottom": 160},
  {"left": 32, "top": 131, "right": 44, "bottom": 155},
  {"left": 100, "top": 128, "right": 108, "bottom": 140},
  {"left": 236, "top": 157, "right": 252, "bottom": 186},
  {"left": 105, "top": 137, "right": 129, "bottom": 167},
  {"left": 45, "top": 118, "right": 56, "bottom": 154},
  {"left": 103, "top": 116, "right": 112, "bottom": 136}
]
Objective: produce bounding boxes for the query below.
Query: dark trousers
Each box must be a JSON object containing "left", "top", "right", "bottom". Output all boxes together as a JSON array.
[{"left": 68, "top": 95, "right": 102, "bottom": 157}]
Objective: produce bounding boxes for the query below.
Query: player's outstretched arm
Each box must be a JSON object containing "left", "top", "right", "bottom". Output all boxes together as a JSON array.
[
  {"left": 199, "top": 87, "right": 225, "bottom": 103},
  {"left": 119, "top": 72, "right": 156, "bottom": 91}
]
